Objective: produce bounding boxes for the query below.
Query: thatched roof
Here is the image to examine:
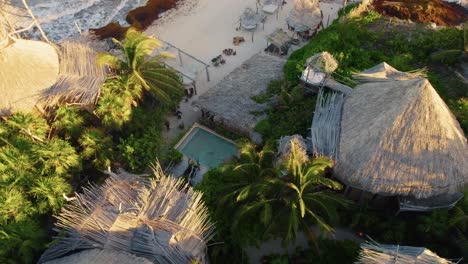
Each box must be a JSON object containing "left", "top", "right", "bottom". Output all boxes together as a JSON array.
[
  {"left": 306, "top": 52, "right": 338, "bottom": 74},
  {"left": 356, "top": 240, "right": 457, "bottom": 264},
  {"left": 335, "top": 71, "right": 467, "bottom": 201},
  {"left": 194, "top": 53, "right": 285, "bottom": 135},
  {"left": 0, "top": 38, "right": 59, "bottom": 115},
  {"left": 0, "top": 1, "right": 28, "bottom": 41},
  {"left": 267, "top": 28, "right": 290, "bottom": 48},
  {"left": 39, "top": 164, "right": 215, "bottom": 264},
  {"left": 287, "top": 0, "right": 322, "bottom": 32},
  {"left": 353, "top": 62, "right": 426, "bottom": 83},
  {"left": 41, "top": 40, "right": 106, "bottom": 106},
  {"left": 44, "top": 249, "right": 153, "bottom": 264}
]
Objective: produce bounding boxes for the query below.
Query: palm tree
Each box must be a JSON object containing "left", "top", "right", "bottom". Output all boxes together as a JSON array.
[
  {"left": 79, "top": 128, "right": 114, "bottom": 169},
  {"left": 32, "top": 138, "right": 80, "bottom": 177},
  {"left": 52, "top": 105, "right": 85, "bottom": 139},
  {"left": 30, "top": 175, "right": 71, "bottom": 214},
  {"left": 97, "top": 28, "right": 184, "bottom": 104},
  {"left": 221, "top": 141, "right": 279, "bottom": 204},
  {"left": 233, "top": 140, "right": 345, "bottom": 253}
]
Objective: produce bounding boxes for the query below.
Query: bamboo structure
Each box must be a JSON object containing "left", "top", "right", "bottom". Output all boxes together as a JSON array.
[
  {"left": 356, "top": 240, "right": 459, "bottom": 264},
  {"left": 311, "top": 89, "right": 345, "bottom": 158},
  {"left": 334, "top": 63, "right": 467, "bottom": 210},
  {"left": 39, "top": 164, "right": 215, "bottom": 264}
]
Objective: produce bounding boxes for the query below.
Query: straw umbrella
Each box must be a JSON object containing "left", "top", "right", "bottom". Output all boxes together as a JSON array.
[
  {"left": 287, "top": 0, "right": 322, "bottom": 36},
  {"left": 301, "top": 51, "right": 338, "bottom": 87}
]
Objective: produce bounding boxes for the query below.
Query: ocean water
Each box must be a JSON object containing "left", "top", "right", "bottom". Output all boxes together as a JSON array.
[{"left": 12, "top": 0, "right": 148, "bottom": 42}]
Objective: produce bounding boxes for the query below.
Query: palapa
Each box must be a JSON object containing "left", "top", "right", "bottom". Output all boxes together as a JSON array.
[
  {"left": 356, "top": 240, "right": 458, "bottom": 264},
  {"left": 334, "top": 64, "right": 467, "bottom": 208},
  {"left": 194, "top": 53, "right": 286, "bottom": 136},
  {"left": 41, "top": 40, "right": 107, "bottom": 107},
  {"left": 0, "top": 39, "right": 59, "bottom": 115},
  {"left": 39, "top": 164, "right": 215, "bottom": 264},
  {"left": 287, "top": 0, "right": 322, "bottom": 33}
]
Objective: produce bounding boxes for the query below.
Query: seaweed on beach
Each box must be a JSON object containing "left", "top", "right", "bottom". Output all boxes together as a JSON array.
[{"left": 91, "top": 0, "right": 179, "bottom": 40}]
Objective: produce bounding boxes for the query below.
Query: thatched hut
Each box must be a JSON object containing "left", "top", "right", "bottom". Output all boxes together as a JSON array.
[
  {"left": 266, "top": 28, "right": 290, "bottom": 55},
  {"left": 286, "top": 0, "right": 322, "bottom": 37},
  {"left": 0, "top": 39, "right": 59, "bottom": 115},
  {"left": 39, "top": 164, "right": 215, "bottom": 264},
  {"left": 334, "top": 64, "right": 467, "bottom": 211},
  {"left": 356, "top": 240, "right": 458, "bottom": 264},
  {"left": 240, "top": 7, "right": 264, "bottom": 30},
  {"left": 0, "top": 38, "right": 106, "bottom": 115},
  {"left": 194, "top": 53, "right": 285, "bottom": 138}
]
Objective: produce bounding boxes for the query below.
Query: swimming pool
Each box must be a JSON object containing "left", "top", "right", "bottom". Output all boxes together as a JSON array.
[{"left": 175, "top": 124, "right": 238, "bottom": 168}]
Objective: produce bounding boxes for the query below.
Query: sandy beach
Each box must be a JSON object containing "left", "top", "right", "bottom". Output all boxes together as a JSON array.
[{"left": 144, "top": 0, "right": 344, "bottom": 140}]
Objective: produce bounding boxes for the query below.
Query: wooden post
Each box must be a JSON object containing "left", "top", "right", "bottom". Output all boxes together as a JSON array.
[
  {"left": 326, "top": 15, "right": 330, "bottom": 28},
  {"left": 178, "top": 49, "right": 183, "bottom": 66},
  {"left": 205, "top": 66, "right": 210, "bottom": 82},
  {"left": 22, "top": 0, "right": 49, "bottom": 43},
  {"left": 251, "top": 31, "right": 254, "bottom": 42}
]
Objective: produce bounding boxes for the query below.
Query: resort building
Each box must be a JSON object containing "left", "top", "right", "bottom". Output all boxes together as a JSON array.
[{"left": 312, "top": 63, "right": 468, "bottom": 212}]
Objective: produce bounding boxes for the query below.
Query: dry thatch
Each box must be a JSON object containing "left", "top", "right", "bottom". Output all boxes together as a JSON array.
[
  {"left": 194, "top": 53, "right": 286, "bottom": 135},
  {"left": 311, "top": 90, "right": 345, "bottom": 158},
  {"left": 39, "top": 164, "right": 215, "bottom": 264},
  {"left": 44, "top": 249, "right": 153, "bottom": 264},
  {"left": 356, "top": 240, "right": 457, "bottom": 264},
  {"left": 0, "top": 1, "right": 28, "bottom": 41},
  {"left": 335, "top": 72, "right": 467, "bottom": 203},
  {"left": 353, "top": 62, "right": 426, "bottom": 83},
  {"left": 267, "top": 28, "right": 290, "bottom": 49},
  {"left": 0, "top": 38, "right": 59, "bottom": 115},
  {"left": 306, "top": 52, "right": 338, "bottom": 74},
  {"left": 287, "top": 0, "right": 322, "bottom": 32},
  {"left": 41, "top": 40, "right": 107, "bottom": 106}
]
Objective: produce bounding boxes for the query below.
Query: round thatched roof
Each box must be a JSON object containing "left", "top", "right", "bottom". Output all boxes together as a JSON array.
[
  {"left": 335, "top": 75, "right": 467, "bottom": 200},
  {"left": 0, "top": 39, "right": 59, "bottom": 115},
  {"left": 287, "top": 0, "right": 321, "bottom": 32}
]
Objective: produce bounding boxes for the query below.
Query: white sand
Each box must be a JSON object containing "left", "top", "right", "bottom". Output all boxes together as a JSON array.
[{"left": 145, "top": 0, "right": 344, "bottom": 140}]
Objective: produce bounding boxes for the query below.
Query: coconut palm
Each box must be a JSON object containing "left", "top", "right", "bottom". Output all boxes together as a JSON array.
[
  {"left": 97, "top": 28, "right": 184, "bottom": 104},
  {"left": 233, "top": 140, "right": 345, "bottom": 253},
  {"left": 30, "top": 175, "right": 71, "bottom": 214},
  {"left": 221, "top": 141, "right": 279, "bottom": 204},
  {"left": 32, "top": 138, "right": 80, "bottom": 177}
]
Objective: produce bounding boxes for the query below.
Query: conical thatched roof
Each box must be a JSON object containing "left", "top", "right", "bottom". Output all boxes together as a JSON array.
[
  {"left": 39, "top": 164, "right": 215, "bottom": 264},
  {"left": 356, "top": 240, "right": 457, "bottom": 264},
  {"left": 287, "top": 0, "right": 321, "bottom": 32},
  {"left": 335, "top": 66, "right": 467, "bottom": 201},
  {"left": 0, "top": 38, "right": 59, "bottom": 115}
]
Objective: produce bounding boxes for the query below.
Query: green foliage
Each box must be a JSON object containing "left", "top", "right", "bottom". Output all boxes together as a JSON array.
[
  {"left": 52, "top": 105, "right": 85, "bottom": 138},
  {"left": 79, "top": 128, "right": 114, "bottom": 169},
  {"left": 164, "top": 148, "right": 183, "bottom": 164},
  {"left": 0, "top": 218, "right": 48, "bottom": 264},
  {"left": 118, "top": 106, "right": 166, "bottom": 172},
  {"left": 0, "top": 113, "right": 78, "bottom": 262},
  {"left": 255, "top": 85, "right": 316, "bottom": 144}
]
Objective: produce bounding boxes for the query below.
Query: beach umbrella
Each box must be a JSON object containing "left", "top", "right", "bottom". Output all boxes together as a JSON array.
[{"left": 287, "top": 0, "right": 321, "bottom": 33}]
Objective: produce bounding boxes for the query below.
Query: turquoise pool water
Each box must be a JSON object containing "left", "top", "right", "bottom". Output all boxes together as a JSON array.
[{"left": 178, "top": 127, "right": 238, "bottom": 168}]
